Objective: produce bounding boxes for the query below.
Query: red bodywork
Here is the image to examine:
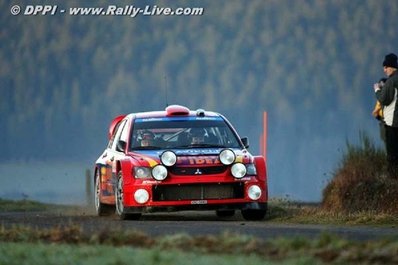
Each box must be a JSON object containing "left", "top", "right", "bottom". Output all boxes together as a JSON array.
[{"left": 95, "top": 105, "right": 268, "bottom": 217}]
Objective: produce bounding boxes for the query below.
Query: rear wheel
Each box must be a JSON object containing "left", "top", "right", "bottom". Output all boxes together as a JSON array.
[
  {"left": 241, "top": 209, "right": 266, "bottom": 221},
  {"left": 94, "top": 170, "right": 114, "bottom": 216},
  {"left": 115, "top": 172, "right": 141, "bottom": 220}
]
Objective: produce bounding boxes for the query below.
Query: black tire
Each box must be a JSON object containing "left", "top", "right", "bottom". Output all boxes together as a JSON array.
[
  {"left": 241, "top": 209, "right": 266, "bottom": 221},
  {"left": 94, "top": 170, "right": 114, "bottom": 216},
  {"left": 216, "top": 210, "right": 235, "bottom": 217},
  {"left": 115, "top": 172, "right": 141, "bottom": 220}
]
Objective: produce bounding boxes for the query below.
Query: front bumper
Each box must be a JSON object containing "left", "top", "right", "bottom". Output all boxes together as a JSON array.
[
  {"left": 122, "top": 202, "right": 268, "bottom": 213},
  {"left": 121, "top": 178, "right": 267, "bottom": 213}
]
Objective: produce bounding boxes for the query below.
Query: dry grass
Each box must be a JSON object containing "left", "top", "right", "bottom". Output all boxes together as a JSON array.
[
  {"left": 265, "top": 199, "right": 398, "bottom": 226},
  {"left": 322, "top": 132, "right": 398, "bottom": 214}
]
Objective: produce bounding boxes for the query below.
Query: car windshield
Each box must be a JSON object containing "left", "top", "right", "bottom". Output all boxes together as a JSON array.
[{"left": 130, "top": 116, "right": 242, "bottom": 150}]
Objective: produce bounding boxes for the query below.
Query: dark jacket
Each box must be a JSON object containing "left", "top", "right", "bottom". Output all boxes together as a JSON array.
[{"left": 376, "top": 70, "right": 398, "bottom": 127}]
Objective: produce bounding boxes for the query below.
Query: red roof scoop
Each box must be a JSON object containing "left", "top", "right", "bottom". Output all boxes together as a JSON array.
[{"left": 165, "top": 105, "right": 190, "bottom": 116}]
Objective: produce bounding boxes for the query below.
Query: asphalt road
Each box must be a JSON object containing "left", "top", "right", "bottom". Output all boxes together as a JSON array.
[{"left": 1, "top": 210, "right": 397, "bottom": 242}]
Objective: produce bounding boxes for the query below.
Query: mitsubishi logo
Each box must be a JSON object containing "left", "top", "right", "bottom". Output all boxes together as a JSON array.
[{"left": 194, "top": 168, "right": 202, "bottom": 175}]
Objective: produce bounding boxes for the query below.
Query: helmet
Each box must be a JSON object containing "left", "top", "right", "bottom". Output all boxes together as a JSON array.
[{"left": 141, "top": 131, "right": 155, "bottom": 146}]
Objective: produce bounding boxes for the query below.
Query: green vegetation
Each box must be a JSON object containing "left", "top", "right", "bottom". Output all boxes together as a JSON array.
[
  {"left": 0, "top": 198, "right": 88, "bottom": 214},
  {"left": 0, "top": 226, "right": 397, "bottom": 265},
  {"left": 0, "top": 242, "right": 280, "bottom": 265},
  {"left": 0, "top": 198, "right": 53, "bottom": 212}
]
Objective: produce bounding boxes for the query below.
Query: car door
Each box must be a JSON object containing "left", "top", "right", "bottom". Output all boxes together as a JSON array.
[
  {"left": 99, "top": 118, "right": 128, "bottom": 198},
  {"left": 107, "top": 118, "right": 130, "bottom": 189}
]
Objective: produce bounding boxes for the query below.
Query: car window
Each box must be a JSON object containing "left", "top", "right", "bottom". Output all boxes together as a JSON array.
[
  {"left": 130, "top": 117, "right": 242, "bottom": 150},
  {"left": 107, "top": 122, "right": 122, "bottom": 149},
  {"left": 110, "top": 119, "right": 127, "bottom": 150},
  {"left": 120, "top": 119, "right": 130, "bottom": 143}
]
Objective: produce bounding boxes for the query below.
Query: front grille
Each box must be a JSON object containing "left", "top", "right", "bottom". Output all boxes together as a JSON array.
[
  {"left": 169, "top": 166, "right": 227, "bottom": 175},
  {"left": 152, "top": 183, "right": 244, "bottom": 201}
]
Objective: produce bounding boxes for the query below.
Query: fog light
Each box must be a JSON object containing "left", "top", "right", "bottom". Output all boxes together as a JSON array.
[
  {"left": 134, "top": 189, "right": 149, "bottom": 204},
  {"left": 231, "top": 163, "right": 246, "bottom": 179},
  {"left": 219, "top": 149, "right": 235, "bottom": 165},
  {"left": 160, "top": 150, "right": 177, "bottom": 167},
  {"left": 248, "top": 185, "right": 262, "bottom": 200},
  {"left": 152, "top": 165, "right": 168, "bottom": 181}
]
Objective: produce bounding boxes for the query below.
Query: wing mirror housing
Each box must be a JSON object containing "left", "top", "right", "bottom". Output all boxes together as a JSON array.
[
  {"left": 116, "top": 140, "right": 126, "bottom": 152},
  {"left": 241, "top": 137, "right": 249, "bottom": 149}
]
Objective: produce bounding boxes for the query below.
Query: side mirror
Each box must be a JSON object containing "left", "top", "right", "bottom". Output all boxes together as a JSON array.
[
  {"left": 116, "top": 140, "right": 126, "bottom": 152},
  {"left": 241, "top": 137, "right": 249, "bottom": 149}
]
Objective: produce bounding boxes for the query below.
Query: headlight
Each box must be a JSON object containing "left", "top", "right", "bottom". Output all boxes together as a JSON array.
[
  {"left": 231, "top": 163, "right": 247, "bottom": 179},
  {"left": 134, "top": 167, "right": 151, "bottom": 178},
  {"left": 245, "top": 164, "right": 257, "bottom": 175},
  {"left": 219, "top": 149, "right": 235, "bottom": 165},
  {"left": 248, "top": 185, "right": 262, "bottom": 200},
  {"left": 152, "top": 165, "right": 168, "bottom": 181},
  {"left": 160, "top": 150, "right": 177, "bottom": 167},
  {"left": 134, "top": 189, "right": 149, "bottom": 204}
]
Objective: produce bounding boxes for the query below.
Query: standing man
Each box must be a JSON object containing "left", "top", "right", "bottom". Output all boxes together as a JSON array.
[{"left": 374, "top": 53, "right": 398, "bottom": 178}]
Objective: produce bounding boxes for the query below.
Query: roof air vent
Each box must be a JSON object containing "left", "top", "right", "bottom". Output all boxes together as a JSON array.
[{"left": 165, "top": 105, "right": 190, "bottom": 116}]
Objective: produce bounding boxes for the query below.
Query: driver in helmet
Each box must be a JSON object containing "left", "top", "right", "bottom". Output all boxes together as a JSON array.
[
  {"left": 141, "top": 131, "right": 155, "bottom": 147},
  {"left": 190, "top": 128, "right": 206, "bottom": 144}
]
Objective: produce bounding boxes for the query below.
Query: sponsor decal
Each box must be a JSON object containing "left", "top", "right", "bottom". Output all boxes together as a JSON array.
[
  {"left": 178, "top": 156, "right": 220, "bottom": 165},
  {"left": 174, "top": 148, "right": 221, "bottom": 155},
  {"left": 142, "top": 156, "right": 158, "bottom": 167},
  {"left": 235, "top": 156, "right": 243, "bottom": 163},
  {"left": 100, "top": 166, "right": 107, "bottom": 175},
  {"left": 142, "top": 180, "right": 159, "bottom": 184},
  {"left": 99, "top": 164, "right": 112, "bottom": 178}
]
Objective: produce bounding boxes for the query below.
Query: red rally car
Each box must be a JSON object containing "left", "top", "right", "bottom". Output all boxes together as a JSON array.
[{"left": 94, "top": 105, "right": 268, "bottom": 220}]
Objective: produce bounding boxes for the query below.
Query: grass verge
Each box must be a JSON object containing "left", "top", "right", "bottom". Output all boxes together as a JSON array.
[
  {"left": 0, "top": 225, "right": 397, "bottom": 265},
  {"left": 266, "top": 199, "right": 398, "bottom": 226},
  {"left": 0, "top": 241, "right": 310, "bottom": 265},
  {"left": 0, "top": 198, "right": 90, "bottom": 215},
  {"left": 0, "top": 198, "right": 54, "bottom": 212}
]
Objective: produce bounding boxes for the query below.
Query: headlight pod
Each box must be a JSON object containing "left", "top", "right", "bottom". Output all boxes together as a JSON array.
[
  {"left": 152, "top": 165, "right": 168, "bottom": 181},
  {"left": 231, "top": 163, "right": 247, "bottom": 179},
  {"left": 219, "top": 149, "right": 235, "bottom": 165},
  {"left": 248, "top": 185, "right": 262, "bottom": 200},
  {"left": 134, "top": 167, "right": 151, "bottom": 178},
  {"left": 160, "top": 150, "right": 177, "bottom": 167}
]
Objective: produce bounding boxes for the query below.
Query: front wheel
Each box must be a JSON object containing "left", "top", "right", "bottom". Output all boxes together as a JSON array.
[
  {"left": 241, "top": 209, "right": 266, "bottom": 221},
  {"left": 115, "top": 172, "right": 141, "bottom": 220}
]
